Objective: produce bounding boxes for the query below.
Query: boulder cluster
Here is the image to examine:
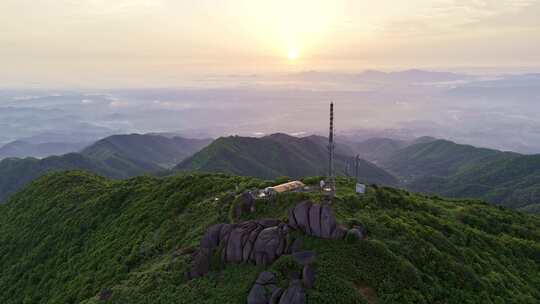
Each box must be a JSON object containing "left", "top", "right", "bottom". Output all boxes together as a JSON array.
[
  {"left": 231, "top": 191, "right": 257, "bottom": 220},
  {"left": 248, "top": 249, "right": 317, "bottom": 304},
  {"left": 186, "top": 200, "right": 367, "bottom": 302},
  {"left": 288, "top": 201, "right": 348, "bottom": 239},
  {"left": 187, "top": 218, "right": 290, "bottom": 279},
  {"left": 248, "top": 271, "right": 306, "bottom": 304}
]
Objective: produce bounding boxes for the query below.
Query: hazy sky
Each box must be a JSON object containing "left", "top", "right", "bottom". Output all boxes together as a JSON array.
[{"left": 1, "top": 0, "right": 539, "bottom": 87}]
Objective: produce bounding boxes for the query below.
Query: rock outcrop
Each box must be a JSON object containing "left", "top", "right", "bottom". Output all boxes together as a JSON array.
[
  {"left": 248, "top": 271, "right": 279, "bottom": 304},
  {"left": 232, "top": 191, "right": 257, "bottom": 220},
  {"left": 346, "top": 226, "right": 367, "bottom": 241},
  {"left": 292, "top": 251, "right": 316, "bottom": 266},
  {"left": 302, "top": 264, "right": 315, "bottom": 289},
  {"left": 187, "top": 201, "right": 365, "bottom": 282},
  {"left": 289, "top": 201, "right": 346, "bottom": 239},
  {"left": 247, "top": 283, "right": 268, "bottom": 304},
  {"left": 279, "top": 280, "right": 306, "bottom": 304},
  {"left": 245, "top": 238, "right": 319, "bottom": 303},
  {"left": 187, "top": 219, "right": 289, "bottom": 279},
  {"left": 248, "top": 249, "right": 316, "bottom": 304}
]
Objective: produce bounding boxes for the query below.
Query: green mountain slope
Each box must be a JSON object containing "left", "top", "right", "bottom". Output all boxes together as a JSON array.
[
  {"left": 382, "top": 139, "right": 519, "bottom": 180},
  {"left": 338, "top": 136, "right": 436, "bottom": 165},
  {"left": 380, "top": 139, "right": 540, "bottom": 212},
  {"left": 409, "top": 154, "right": 540, "bottom": 210},
  {"left": 351, "top": 138, "right": 409, "bottom": 164},
  {"left": 82, "top": 134, "right": 211, "bottom": 169},
  {"left": 302, "top": 134, "right": 357, "bottom": 157},
  {"left": 0, "top": 134, "right": 212, "bottom": 203},
  {"left": 0, "top": 152, "right": 161, "bottom": 203},
  {"left": 0, "top": 171, "right": 538, "bottom": 303},
  {"left": 176, "top": 134, "right": 398, "bottom": 186}
]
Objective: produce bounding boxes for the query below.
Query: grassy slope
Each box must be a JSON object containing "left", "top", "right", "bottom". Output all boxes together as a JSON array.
[
  {"left": 0, "top": 153, "right": 161, "bottom": 203},
  {"left": 0, "top": 133, "right": 211, "bottom": 203},
  {"left": 0, "top": 171, "right": 538, "bottom": 304},
  {"left": 382, "top": 140, "right": 540, "bottom": 212},
  {"left": 382, "top": 140, "right": 519, "bottom": 180},
  {"left": 439, "top": 154, "right": 540, "bottom": 209},
  {"left": 177, "top": 135, "right": 398, "bottom": 186}
]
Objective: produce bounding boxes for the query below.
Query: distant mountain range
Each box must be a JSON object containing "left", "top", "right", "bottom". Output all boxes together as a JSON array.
[
  {"left": 380, "top": 140, "right": 511, "bottom": 177},
  {"left": 291, "top": 69, "right": 472, "bottom": 84},
  {"left": 353, "top": 138, "right": 540, "bottom": 213},
  {"left": 81, "top": 134, "right": 211, "bottom": 169},
  {"left": 0, "top": 134, "right": 212, "bottom": 202},
  {"left": 348, "top": 136, "right": 437, "bottom": 164},
  {"left": 0, "top": 140, "right": 88, "bottom": 159},
  {"left": 1, "top": 130, "right": 540, "bottom": 213},
  {"left": 356, "top": 69, "right": 470, "bottom": 83},
  {"left": 176, "top": 133, "right": 398, "bottom": 186}
]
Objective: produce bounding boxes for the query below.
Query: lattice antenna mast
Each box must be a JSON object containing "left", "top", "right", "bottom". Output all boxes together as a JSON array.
[{"left": 328, "top": 102, "right": 335, "bottom": 190}]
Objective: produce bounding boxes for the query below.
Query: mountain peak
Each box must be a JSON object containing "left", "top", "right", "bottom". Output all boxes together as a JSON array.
[
  {"left": 0, "top": 171, "right": 537, "bottom": 303},
  {"left": 177, "top": 134, "right": 397, "bottom": 185}
]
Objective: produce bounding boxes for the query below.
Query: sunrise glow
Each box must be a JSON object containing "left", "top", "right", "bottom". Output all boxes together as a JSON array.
[{"left": 288, "top": 48, "right": 300, "bottom": 60}]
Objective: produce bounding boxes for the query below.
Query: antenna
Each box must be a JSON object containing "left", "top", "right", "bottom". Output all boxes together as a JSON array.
[{"left": 327, "top": 102, "right": 335, "bottom": 191}]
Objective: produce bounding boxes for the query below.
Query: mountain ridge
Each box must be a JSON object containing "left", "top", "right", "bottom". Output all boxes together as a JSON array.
[
  {"left": 0, "top": 140, "right": 88, "bottom": 159},
  {"left": 176, "top": 133, "right": 398, "bottom": 186},
  {"left": 0, "top": 171, "right": 537, "bottom": 303},
  {"left": 377, "top": 138, "right": 540, "bottom": 212},
  {"left": 0, "top": 152, "right": 161, "bottom": 202},
  {"left": 0, "top": 133, "right": 212, "bottom": 203},
  {"left": 81, "top": 133, "right": 212, "bottom": 168}
]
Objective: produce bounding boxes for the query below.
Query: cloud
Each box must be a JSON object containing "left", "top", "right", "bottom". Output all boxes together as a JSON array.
[
  {"left": 4, "top": 0, "right": 165, "bottom": 15},
  {"left": 379, "top": 0, "right": 540, "bottom": 37},
  {"left": 109, "top": 100, "right": 129, "bottom": 108},
  {"left": 81, "top": 0, "right": 165, "bottom": 15},
  {"left": 13, "top": 95, "right": 38, "bottom": 101},
  {"left": 152, "top": 100, "right": 194, "bottom": 109},
  {"left": 105, "top": 95, "right": 120, "bottom": 102},
  {"left": 291, "top": 131, "right": 306, "bottom": 137},
  {"left": 395, "top": 101, "right": 409, "bottom": 106}
]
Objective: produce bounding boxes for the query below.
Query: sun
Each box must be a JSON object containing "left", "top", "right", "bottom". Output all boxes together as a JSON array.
[{"left": 287, "top": 47, "right": 300, "bottom": 60}]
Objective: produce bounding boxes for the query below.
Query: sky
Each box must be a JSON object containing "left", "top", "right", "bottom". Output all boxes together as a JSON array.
[{"left": 1, "top": 0, "right": 540, "bottom": 87}]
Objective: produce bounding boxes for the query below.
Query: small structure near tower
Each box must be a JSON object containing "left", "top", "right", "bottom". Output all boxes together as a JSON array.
[
  {"left": 263, "top": 180, "right": 306, "bottom": 196},
  {"left": 354, "top": 154, "right": 366, "bottom": 194}
]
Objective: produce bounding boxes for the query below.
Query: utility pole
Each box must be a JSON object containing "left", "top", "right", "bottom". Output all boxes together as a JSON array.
[{"left": 355, "top": 155, "right": 360, "bottom": 181}]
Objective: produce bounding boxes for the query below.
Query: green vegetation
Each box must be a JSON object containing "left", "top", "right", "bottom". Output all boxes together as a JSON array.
[
  {"left": 0, "top": 152, "right": 161, "bottom": 203},
  {"left": 176, "top": 133, "right": 398, "bottom": 186},
  {"left": 382, "top": 139, "right": 519, "bottom": 179},
  {"left": 82, "top": 134, "right": 211, "bottom": 169},
  {"left": 0, "top": 171, "right": 538, "bottom": 303},
  {"left": 381, "top": 139, "right": 540, "bottom": 212},
  {"left": 0, "top": 134, "right": 212, "bottom": 203},
  {"left": 428, "top": 154, "right": 540, "bottom": 210}
]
